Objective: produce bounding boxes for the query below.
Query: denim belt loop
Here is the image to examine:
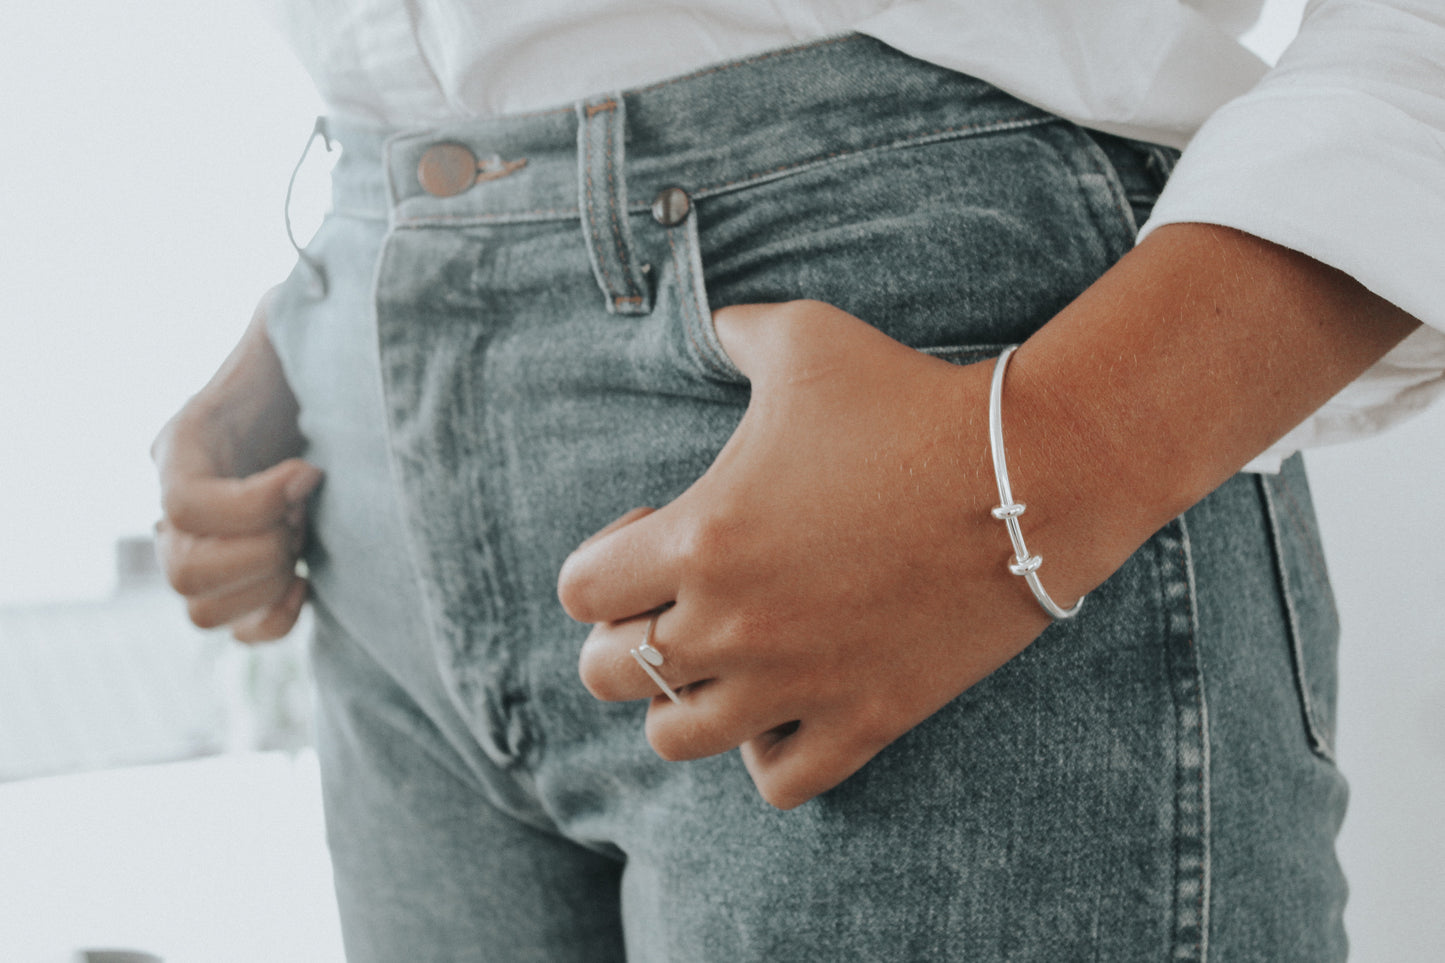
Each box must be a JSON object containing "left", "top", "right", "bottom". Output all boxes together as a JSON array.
[{"left": 576, "top": 94, "right": 653, "bottom": 315}]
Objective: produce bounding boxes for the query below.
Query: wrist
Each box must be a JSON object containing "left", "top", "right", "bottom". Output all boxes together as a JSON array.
[
  {"left": 982, "top": 344, "right": 1155, "bottom": 612},
  {"left": 985, "top": 222, "right": 1420, "bottom": 611}
]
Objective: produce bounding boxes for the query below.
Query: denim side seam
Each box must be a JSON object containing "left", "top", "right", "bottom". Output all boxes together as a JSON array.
[
  {"left": 1256, "top": 473, "right": 1337, "bottom": 763},
  {"left": 1158, "top": 516, "right": 1212, "bottom": 963}
]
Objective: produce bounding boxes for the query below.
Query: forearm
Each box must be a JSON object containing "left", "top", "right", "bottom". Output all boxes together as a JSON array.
[{"left": 1004, "top": 222, "right": 1420, "bottom": 602}]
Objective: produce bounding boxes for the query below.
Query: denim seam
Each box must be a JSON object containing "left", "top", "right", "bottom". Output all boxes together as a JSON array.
[
  {"left": 369, "top": 231, "right": 520, "bottom": 773},
  {"left": 1257, "top": 474, "right": 1336, "bottom": 762},
  {"left": 1276, "top": 476, "right": 1334, "bottom": 596},
  {"left": 575, "top": 96, "right": 652, "bottom": 314},
  {"left": 1160, "top": 516, "right": 1211, "bottom": 963},
  {"left": 685, "top": 115, "right": 1059, "bottom": 202},
  {"left": 391, "top": 116, "right": 1059, "bottom": 229},
  {"left": 667, "top": 225, "right": 722, "bottom": 379},
  {"left": 579, "top": 102, "right": 625, "bottom": 310},
  {"left": 316, "top": 613, "right": 496, "bottom": 802},
  {"left": 1146, "top": 145, "right": 1181, "bottom": 181},
  {"left": 363, "top": 37, "right": 867, "bottom": 144},
  {"left": 1058, "top": 125, "right": 1139, "bottom": 260},
  {"left": 1079, "top": 132, "right": 1141, "bottom": 240},
  {"left": 602, "top": 101, "right": 648, "bottom": 308},
  {"left": 667, "top": 217, "right": 747, "bottom": 383}
]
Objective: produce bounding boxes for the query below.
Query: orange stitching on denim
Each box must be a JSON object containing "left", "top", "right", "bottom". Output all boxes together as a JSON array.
[
  {"left": 586, "top": 99, "right": 618, "bottom": 117},
  {"left": 475, "top": 158, "right": 528, "bottom": 183},
  {"left": 581, "top": 114, "right": 622, "bottom": 300},
  {"left": 613, "top": 295, "right": 643, "bottom": 306}
]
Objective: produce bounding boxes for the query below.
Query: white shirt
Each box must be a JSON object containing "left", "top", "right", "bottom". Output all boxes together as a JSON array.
[{"left": 264, "top": 0, "right": 1445, "bottom": 471}]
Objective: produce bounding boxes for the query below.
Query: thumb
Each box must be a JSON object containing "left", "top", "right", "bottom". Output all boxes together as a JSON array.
[
  {"left": 714, "top": 299, "right": 878, "bottom": 383},
  {"left": 162, "top": 458, "right": 323, "bottom": 536},
  {"left": 711, "top": 301, "right": 792, "bottom": 382}
]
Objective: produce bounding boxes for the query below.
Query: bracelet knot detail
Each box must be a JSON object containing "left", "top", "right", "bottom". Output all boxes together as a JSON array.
[{"left": 986, "top": 345, "right": 1084, "bottom": 621}]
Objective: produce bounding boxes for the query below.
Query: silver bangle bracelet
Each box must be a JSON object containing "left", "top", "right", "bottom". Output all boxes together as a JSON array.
[{"left": 987, "top": 345, "right": 1084, "bottom": 620}]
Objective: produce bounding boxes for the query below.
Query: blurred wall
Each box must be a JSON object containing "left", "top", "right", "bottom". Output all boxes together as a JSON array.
[{"left": 1309, "top": 405, "right": 1445, "bottom": 961}]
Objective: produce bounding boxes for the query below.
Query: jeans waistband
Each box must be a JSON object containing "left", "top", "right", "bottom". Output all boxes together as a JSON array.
[{"left": 317, "top": 34, "right": 1065, "bottom": 228}]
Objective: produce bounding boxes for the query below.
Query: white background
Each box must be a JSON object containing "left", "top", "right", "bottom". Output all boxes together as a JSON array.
[{"left": 0, "top": 0, "right": 1440, "bottom": 959}]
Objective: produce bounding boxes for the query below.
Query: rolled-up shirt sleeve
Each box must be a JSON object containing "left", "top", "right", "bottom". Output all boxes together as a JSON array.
[{"left": 1140, "top": 0, "right": 1445, "bottom": 471}]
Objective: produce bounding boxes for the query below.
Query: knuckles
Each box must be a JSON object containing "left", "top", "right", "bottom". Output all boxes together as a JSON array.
[
  {"left": 555, "top": 551, "right": 604, "bottom": 623},
  {"left": 752, "top": 770, "right": 813, "bottom": 811},
  {"left": 645, "top": 708, "right": 724, "bottom": 764},
  {"left": 159, "top": 533, "right": 206, "bottom": 597},
  {"left": 159, "top": 488, "right": 204, "bottom": 536},
  {"left": 674, "top": 511, "right": 750, "bottom": 587},
  {"left": 185, "top": 597, "right": 230, "bottom": 631},
  {"left": 644, "top": 717, "right": 695, "bottom": 763},
  {"left": 575, "top": 642, "right": 630, "bottom": 702}
]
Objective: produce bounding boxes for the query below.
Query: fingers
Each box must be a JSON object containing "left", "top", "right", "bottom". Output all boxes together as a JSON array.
[
  {"left": 156, "top": 522, "right": 300, "bottom": 599},
  {"left": 185, "top": 567, "right": 296, "bottom": 630},
  {"left": 161, "top": 519, "right": 304, "bottom": 640},
  {"left": 231, "top": 577, "right": 309, "bottom": 643},
  {"left": 579, "top": 608, "right": 808, "bottom": 766},
  {"left": 741, "top": 721, "right": 880, "bottom": 811},
  {"left": 161, "top": 458, "right": 322, "bottom": 537},
  {"left": 558, "top": 507, "right": 679, "bottom": 623},
  {"left": 578, "top": 608, "right": 704, "bottom": 703},
  {"left": 643, "top": 679, "right": 800, "bottom": 764},
  {"left": 711, "top": 301, "right": 787, "bottom": 380},
  {"left": 156, "top": 457, "right": 318, "bottom": 641}
]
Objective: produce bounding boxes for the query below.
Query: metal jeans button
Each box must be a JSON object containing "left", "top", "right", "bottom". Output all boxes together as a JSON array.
[
  {"left": 417, "top": 143, "right": 479, "bottom": 198},
  {"left": 651, "top": 187, "right": 691, "bottom": 227}
]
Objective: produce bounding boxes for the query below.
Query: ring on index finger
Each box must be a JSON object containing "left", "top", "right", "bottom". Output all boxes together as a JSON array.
[{"left": 630, "top": 612, "right": 682, "bottom": 705}]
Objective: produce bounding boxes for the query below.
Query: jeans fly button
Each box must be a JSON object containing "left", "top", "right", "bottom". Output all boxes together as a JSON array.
[
  {"left": 417, "top": 143, "right": 479, "bottom": 198},
  {"left": 651, "top": 187, "right": 691, "bottom": 227}
]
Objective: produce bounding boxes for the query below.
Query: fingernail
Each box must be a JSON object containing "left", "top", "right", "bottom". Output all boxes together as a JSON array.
[{"left": 284, "top": 465, "right": 322, "bottom": 504}]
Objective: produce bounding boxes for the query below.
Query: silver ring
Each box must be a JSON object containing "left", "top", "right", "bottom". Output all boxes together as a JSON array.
[{"left": 630, "top": 612, "right": 682, "bottom": 705}]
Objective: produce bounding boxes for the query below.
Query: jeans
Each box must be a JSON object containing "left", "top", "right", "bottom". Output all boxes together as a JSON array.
[{"left": 267, "top": 35, "right": 1348, "bottom": 962}]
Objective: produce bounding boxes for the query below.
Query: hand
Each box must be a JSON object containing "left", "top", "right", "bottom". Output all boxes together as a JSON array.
[
  {"left": 559, "top": 300, "right": 1068, "bottom": 809},
  {"left": 152, "top": 290, "right": 322, "bottom": 642},
  {"left": 558, "top": 225, "right": 1422, "bottom": 811}
]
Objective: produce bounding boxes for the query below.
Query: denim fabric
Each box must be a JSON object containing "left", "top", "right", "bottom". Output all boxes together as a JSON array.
[{"left": 267, "top": 35, "right": 1348, "bottom": 962}]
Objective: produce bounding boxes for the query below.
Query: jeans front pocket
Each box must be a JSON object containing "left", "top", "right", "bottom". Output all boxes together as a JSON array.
[
  {"left": 638, "top": 116, "right": 1161, "bottom": 395},
  {"left": 658, "top": 206, "right": 749, "bottom": 386},
  {"left": 1259, "top": 456, "right": 1341, "bottom": 761}
]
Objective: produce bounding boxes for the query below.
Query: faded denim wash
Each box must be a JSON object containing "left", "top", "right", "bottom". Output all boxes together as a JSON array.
[{"left": 267, "top": 35, "right": 1349, "bottom": 963}]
